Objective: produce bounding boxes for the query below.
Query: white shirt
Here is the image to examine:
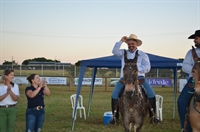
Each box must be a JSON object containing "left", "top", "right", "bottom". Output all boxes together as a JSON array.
[
  {"left": 182, "top": 48, "right": 200, "bottom": 78},
  {"left": 112, "top": 40, "right": 151, "bottom": 78},
  {"left": 0, "top": 83, "right": 20, "bottom": 105}
]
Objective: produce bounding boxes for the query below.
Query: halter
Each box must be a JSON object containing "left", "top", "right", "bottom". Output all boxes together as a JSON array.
[
  {"left": 195, "top": 60, "right": 200, "bottom": 64},
  {"left": 123, "top": 62, "right": 137, "bottom": 84},
  {"left": 124, "top": 62, "right": 137, "bottom": 66}
]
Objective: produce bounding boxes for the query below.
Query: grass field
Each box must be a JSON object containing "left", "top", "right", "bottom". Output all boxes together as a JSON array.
[{"left": 14, "top": 85, "right": 181, "bottom": 132}]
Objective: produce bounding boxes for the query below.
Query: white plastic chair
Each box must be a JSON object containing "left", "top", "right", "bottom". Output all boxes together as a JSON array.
[
  {"left": 70, "top": 94, "right": 86, "bottom": 120},
  {"left": 155, "top": 94, "right": 163, "bottom": 121}
]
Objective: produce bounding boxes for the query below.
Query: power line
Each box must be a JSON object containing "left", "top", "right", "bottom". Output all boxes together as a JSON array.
[{"left": 1, "top": 30, "right": 193, "bottom": 38}]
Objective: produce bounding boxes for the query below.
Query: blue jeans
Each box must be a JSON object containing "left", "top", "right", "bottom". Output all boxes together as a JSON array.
[
  {"left": 26, "top": 108, "right": 45, "bottom": 132},
  {"left": 111, "top": 76, "right": 155, "bottom": 99},
  {"left": 178, "top": 77, "right": 194, "bottom": 132}
]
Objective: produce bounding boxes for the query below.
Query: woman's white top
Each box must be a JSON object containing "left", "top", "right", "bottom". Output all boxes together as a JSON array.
[{"left": 0, "top": 83, "right": 20, "bottom": 105}]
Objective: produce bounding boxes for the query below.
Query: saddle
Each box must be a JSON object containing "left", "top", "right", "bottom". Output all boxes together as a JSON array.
[
  {"left": 120, "top": 79, "right": 145, "bottom": 85},
  {"left": 118, "top": 84, "right": 148, "bottom": 98}
]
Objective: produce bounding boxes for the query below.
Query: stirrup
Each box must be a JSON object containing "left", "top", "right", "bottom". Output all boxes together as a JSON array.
[
  {"left": 108, "top": 117, "right": 118, "bottom": 126},
  {"left": 181, "top": 128, "right": 187, "bottom": 132},
  {"left": 150, "top": 117, "right": 160, "bottom": 124}
]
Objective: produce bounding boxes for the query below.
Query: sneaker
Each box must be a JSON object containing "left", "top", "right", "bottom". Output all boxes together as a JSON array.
[{"left": 150, "top": 117, "right": 160, "bottom": 124}]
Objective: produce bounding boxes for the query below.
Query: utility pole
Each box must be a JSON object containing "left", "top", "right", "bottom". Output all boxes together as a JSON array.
[
  {"left": 11, "top": 56, "right": 13, "bottom": 69},
  {"left": 54, "top": 56, "right": 57, "bottom": 75}
]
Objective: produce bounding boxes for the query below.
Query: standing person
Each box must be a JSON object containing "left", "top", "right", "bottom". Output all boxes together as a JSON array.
[
  {"left": 0, "top": 69, "right": 20, "bottom": 132},
  {"left": 25, "top": 74, "right": 50, "bottom": 132},
  {"left": 178, "top": 29, "right": 200, "bottom": 132},
  {"left": 109, "top": 34, "right": 160, "bottom": 124}
]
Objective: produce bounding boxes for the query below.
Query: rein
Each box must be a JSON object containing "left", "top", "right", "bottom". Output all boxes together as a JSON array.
[
  {"left": 188, "top": 77, "right": 200, "bottom": 114},
  {"left": 191, "top": 62, "right": 200, "bottom": 113},
  {"left": 192, "top": 95, "right": 200, "bottom": 114}
]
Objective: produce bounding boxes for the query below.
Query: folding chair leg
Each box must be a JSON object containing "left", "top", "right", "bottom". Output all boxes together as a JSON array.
[
  {"left": 160, "top": 109, "right": 163, "bottom": 121},
  {"left": 72, "top": 109, "right": 77, "bottom": 120},
  {"left": 83, "top": 108, "right": 86, "bottom": 119},
  {"left": 80, "top": 109, "right": 82, "bottom": 118},
  {"left": 156, "top": 106, "right": 159, "bottom": 119}
]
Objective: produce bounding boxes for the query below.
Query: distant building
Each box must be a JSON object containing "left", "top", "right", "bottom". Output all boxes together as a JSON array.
[
  {"left": 28, "top": 62, "right": 71, "bottom": 66},
  {"left": 27, "top": 62, "right": 71, "bottom": 70}
]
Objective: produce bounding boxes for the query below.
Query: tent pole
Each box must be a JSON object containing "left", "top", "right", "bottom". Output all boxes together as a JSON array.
[
  {"left": 72, "top": 66, "right": 86, "bottom": 131},
  {"left": 88, "top": 67, "right": 97, "bottom": 117},
  {"left": 173, "top": 68, "right": 177, "bottom": 118}
]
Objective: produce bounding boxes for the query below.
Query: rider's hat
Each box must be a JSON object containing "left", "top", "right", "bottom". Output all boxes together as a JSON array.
[
  {"left": 188, "top": 30, "right": 200, "bottom": 39},
  {"left": 126, "top": 34, "right": 142, "bottom": 46}
]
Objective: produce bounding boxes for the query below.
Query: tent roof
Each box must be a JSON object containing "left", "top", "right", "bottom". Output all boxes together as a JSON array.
[
  {"left": 80, "top": 53, "right": 183, "bottom": 69},
  {"left": 72, "top": 52, "right": 183, "bottom": 131}
]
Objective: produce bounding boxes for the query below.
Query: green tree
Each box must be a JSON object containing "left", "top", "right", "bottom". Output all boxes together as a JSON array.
[
  {"left": 2, "top": 60, "right": 18, "bottom": 65},
  {"left": 22, "top": 57, "right": 60, "bottom": 65},
  {"left": 75, "top": 61, "right": 81, "bottom": 66}
]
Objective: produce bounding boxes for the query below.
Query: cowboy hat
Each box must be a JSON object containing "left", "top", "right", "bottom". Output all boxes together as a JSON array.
[
  {"left": 188, "top": 30, "right": 200, "bottom": 39},
  {"left": 126, "top": 34, "right": 142, "bottom": 46}
]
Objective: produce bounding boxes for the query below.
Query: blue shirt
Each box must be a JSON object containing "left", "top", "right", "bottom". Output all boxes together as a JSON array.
[
  {"left": 112, "top": 40, "right": 151, "bottom": 78},
  {"left": 25, "top": 85, "right": 44, "bottom": 108}
]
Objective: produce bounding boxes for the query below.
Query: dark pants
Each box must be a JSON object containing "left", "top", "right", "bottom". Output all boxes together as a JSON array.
[
  {"left": 178, "top": 77, "right": 194, "bottom": 132},
  {"left": 26, "top": 108, "right": 45, "bottom": 132}
]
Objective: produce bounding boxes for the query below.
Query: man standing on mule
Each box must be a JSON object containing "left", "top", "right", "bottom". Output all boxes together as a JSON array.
[
  {"left": 110, "top": 34, "right": 160, "bottom": 124},
  {"left": 178, "top": 29, "right": 200, "bottom": 132}
]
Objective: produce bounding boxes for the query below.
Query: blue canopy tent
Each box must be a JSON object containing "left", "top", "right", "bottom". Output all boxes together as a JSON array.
[{"left": 72, "top": 53, "right": 183, "bottom": 131}]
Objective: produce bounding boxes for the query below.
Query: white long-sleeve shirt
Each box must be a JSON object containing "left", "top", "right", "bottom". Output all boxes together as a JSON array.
[
  {"left": 0, "top": 83, "right": 20, "bottom": 105},
  {"left": 182, "top": 48, "right": 200, "bottom": 78},
  {"left": 112, "top": 40, "right": 151, "bottom": 78}
]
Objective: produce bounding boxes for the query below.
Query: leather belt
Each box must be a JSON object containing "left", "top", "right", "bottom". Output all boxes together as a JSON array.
[
  {"left": 0, "top": 104, "right": 16, "bottom": 108},
  {"left": 34, "top": 106, "right": 43, "bottom": 110}
]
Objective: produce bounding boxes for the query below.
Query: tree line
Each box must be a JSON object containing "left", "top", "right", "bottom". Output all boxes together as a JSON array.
[{"left": 2, "top": 57, "right": 61, "bottom": 65}]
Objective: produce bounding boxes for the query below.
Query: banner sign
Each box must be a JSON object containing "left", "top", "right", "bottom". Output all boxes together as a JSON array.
[
  {"left": 74, "top": 78, "right": 102, "bottom": 85},
  {"left": 13, "top": 76, "right": 67, "bottom": 85},
  {"left": 13, "top": 77, "right": 29, "bottom": 84},
  {"left": 179, "top": 79, "right": 187, "bottom": 92},
  {"left": 41, "top": 77, "right": 67, "bottom": 85},
  {"left": 146, "top": 78, "right": 172, "bottom": 87},
  {"left": 109, "top": 78, "right": 172, "bottom": 87}
]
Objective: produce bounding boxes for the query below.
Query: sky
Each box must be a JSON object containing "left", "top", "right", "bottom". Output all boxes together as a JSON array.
[{"left": 0, "top": 0, "right": 200, "bottom": 65}]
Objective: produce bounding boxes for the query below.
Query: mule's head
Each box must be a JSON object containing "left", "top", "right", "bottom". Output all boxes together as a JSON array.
[
  {"left": 123, "top": 50, "right": 138, "bottom": 92},
  {"left": 192, "top": 46, "right": 200, "bottom": 94}
]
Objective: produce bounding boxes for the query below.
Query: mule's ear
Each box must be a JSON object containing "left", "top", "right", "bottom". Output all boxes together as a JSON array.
[
  {"left": 124, "top": 50, "right": 128, "bottom": 63},
  {"left": 192, "top": 46, "right": 199, "bottom": 62},
  {"left": 133, "top": 50, "right": 139, "bottom": 63}
]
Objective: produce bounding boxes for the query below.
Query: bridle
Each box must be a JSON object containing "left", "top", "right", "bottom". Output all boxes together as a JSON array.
[{"left": 123, "top": 62, "right": 137, "bottom": 85}]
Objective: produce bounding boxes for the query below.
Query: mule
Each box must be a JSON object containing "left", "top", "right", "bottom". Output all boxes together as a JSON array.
[
  {"left": 183, "top": 46, "right": 200, "bottom": 132},
  {"left": 117, "top": 50, "right": 149, "bottom": 132}
]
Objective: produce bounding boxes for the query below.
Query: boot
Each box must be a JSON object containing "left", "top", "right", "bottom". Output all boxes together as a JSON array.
[
  {"left": 109, "top": 98, "right": 119, "bottom": 125},
  {"left": 149, "top": 96, "right": 160, "bottom": 124}
]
